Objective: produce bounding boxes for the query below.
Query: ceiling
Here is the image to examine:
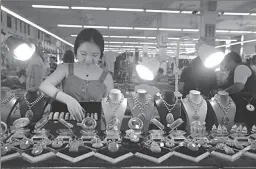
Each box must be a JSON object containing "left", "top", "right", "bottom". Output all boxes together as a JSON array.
[{"left": 2, "top": 0, "right": 256, "bottom": 53}]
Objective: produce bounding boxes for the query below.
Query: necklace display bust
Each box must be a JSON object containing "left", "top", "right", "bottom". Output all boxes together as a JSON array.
[
  {"left": 128, "top": 89, "right": 155, "bottom": 133},
  {"left": 155, "top": 91, "right": 179, "bottom": 127},
  {"left": 19, "top": 90, "right": 46, "bottom": 124},
  {"left": 102, "top": 89, "right": 127, "bottom": 131},
  {"left": 210, "top": 91, "right": 236, "bottom": 130},
  {"left": 181, "top": 90, "right": 207, "bottom": 133}
]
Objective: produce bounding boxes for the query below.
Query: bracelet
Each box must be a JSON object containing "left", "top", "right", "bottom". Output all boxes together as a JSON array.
[{"left": 53, "top": 90, "right": 60, "bottom": 100}]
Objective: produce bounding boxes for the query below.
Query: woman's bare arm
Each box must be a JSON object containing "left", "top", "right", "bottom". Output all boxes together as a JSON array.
[
  {"left": 104, "top": 73, "right": 114, "bottom": 96},
  {"left": 39, "top": 64, "right": 73, "bottom": 104}
]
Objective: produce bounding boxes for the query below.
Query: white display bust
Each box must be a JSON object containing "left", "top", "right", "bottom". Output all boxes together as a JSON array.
[
  {"left": 181, "top": 90, "right": 207, "bottom": 132},
  {"left": 210, "top": 91, "right": 236, "bottom": 130},
  {"left": 128, "top": 89, "right": 155, "bottom": 133},
  {"left": 102, "top": 89, "right": 127, "bottom": 131}
]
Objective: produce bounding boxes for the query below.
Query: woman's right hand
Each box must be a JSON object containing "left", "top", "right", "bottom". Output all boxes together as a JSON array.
[{"left": 65, "top": 97, "right": 85, "bottom": 122}]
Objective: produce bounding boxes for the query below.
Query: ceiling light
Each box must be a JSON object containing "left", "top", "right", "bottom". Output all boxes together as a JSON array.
[
  {"left": 181, "top": 11, "right": 193, "bottom": 14},
  {"left": 108, "top": 8, "right": 144, "bottom": 12},
  {"left": 146, "top": 9, "right": 180, "bottom": 13},
  {"left": 124, "top": 42, "right": 139, "bottom": 44},
  {"left": 109, "top": 41, "right": 123, "bottom": 44},
  {"left": 216, "top": 39, "right": 256, "bottom": 48},
  {"left": 103, "top": 36, "right": 109, "bottom": 38},
  {"left": 251, "top": 13, "right": 256, "bottom": 16},
  {"left": 134, "top": 27, "right": 158, "bottom": 31},
  {"left": 32, "top": 5, "right": 69, "bottom": 9},
  {"left": 122, "top": 46, "right": 135, "bottom": 48},
  {"left": 183, "top": 29, "right": 199, "bottom": 32},
  {"left": 159, "top": 28, "right": 182, "bottom": 31},
  {"left": 129, "top": 36, "right": 147, "bottom": 39},
  {"left": 216, "top": 30, "right": 229, "bottom": 33},
  {"left": 109, "top": 26, "right": 133, "bottom": 30},
  {"left": 58, "top": 24, "right": 82, "bottom": 28},
  {"left": 229, "top": 30, "right": 252, "bottom": 34},
  {"left": 1, "top": 6, "right": 73, "bottom": 47},
  {"left": 140, "top": 42, "right": 156, "bottom": 45},
  {"left": 216, "top": 39, "right": 237, "bottom": 42},
  {"left": 223, "top": 12, "right": 250, "bottom": 16},
  {"left": 134, "top": 46, "right": 143, "bottom": 48},
  {"left": 109, "top": 45, "right": 122, "bottom": 47},
  {"left": 71, "top": 6, "right": 107, "bottom": 10},
  {"left": 84, "top": 25, "right": 108, "bottom": 29},
  {"left": 180, "top": 44, "right": 195, "bottom": 46},
  {"left": 109, "top": 36, "right": 128, "bottom": 38},
  {"left": 148, "top": 46, "right": 156, "bottom": 49},
  {"left": 168, "top": 37, "right": 180, "bottom": 40},
  {"left": 147, "top": 37, "right": 156, "bottom": 39}
]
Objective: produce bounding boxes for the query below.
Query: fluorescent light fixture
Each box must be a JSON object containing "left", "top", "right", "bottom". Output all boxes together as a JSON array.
[
  {"left": 180, "top": 44, "right": 195, "bottom": 46},
  {"left": 140, "top": 42, "right": 155, "bottom": 45},
  {"left": 229, "top": 30, "right": 252, "bottom": 34},
  {"left": 181, "top": 11, "right": 193, "bottom": 14},
  {"left": 1, "top": 6, "right": 73, "bottom": 47},
  {"left": 134, "top": 46, "right": 143, "bottom": 48},
  {"left": 109, "top": 36, "right": 128, "bottom": 38},
  {"left": 134, "top": 27, "right": 158, "bottom": 31},
  {"left": 216, "top": 39, "right": 256, "bottom": 48},
  {"left": 109, "top": 41, "right": 123, "bottom": 44},
  {"left": 122, "top": 46, "right": 135, "bottom": 48},
  {"left": 147, "top": 37, "right": 156, "bottom": 39},
  {"left": 84, "top": 25, "right": 108, "bottom": 29},
  {"left": 108, "top": 8, "right": 144, "bottom": 12},
  {"left": 168, "top": 37, "right": 180, "bottom": 40},
  {"left": 183, "top": 29, "right": 199, "bottom": 32},
  {"left": 124, "top": 42, "right": 139, "bottom": 44},
  {"left": 216, "top": 39, "right": 237, "bottom": 42},
  {"left": 251, "top": 13, "right": 256, "bottom": 16},
  {"left": 159, "top": 28, "right": 182, "bottom": 31},
  {"left": 148, "top": 46, "right": 156, "bottom": 49},
  {"left": 109, "top": 26, "right": 133, "bottom": 30},
  {"left": 32, "top": 5, "right": 69, "bottom": 9},
  {"left": 109, "top": 45, "right": 122, "bottom": 47},
  {"left": 71, "top": 6, "right": 107, "bottom": 10},
  {"left": 103, "top": 36, "right": 109, "bottom": 38},
  {"left": 216, "top": 30, "right": 229, "bottom": 33},
  {"left": 58, "top": 24, "right": 82, "bottom": 28},
  {"left": 223, "top": 12, "right": 250, "bottom": 16},
  {"left": 71, "top": 35, "right": 77, "bottom": 37},
  {"left": 146, "top": 9, "right": 180, "bottom": 13},
  {"left": 129, "top": 36, "right": 147, "bottom": 39}
]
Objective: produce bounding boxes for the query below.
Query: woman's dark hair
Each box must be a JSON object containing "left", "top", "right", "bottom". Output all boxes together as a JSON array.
[
  {"left": 63, "top": 50, "right": 74, "bottom": 63},
  {"left": 224, "top": 51, "right": 242, "bottom": 64},
  {"left": 74, "top": 28, "right": 104, "bottom": 58}
]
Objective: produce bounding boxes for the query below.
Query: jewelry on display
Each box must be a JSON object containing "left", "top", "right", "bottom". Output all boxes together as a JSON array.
[
  {"left": 165, "top": 138, "right": 175, "bottom": 148},
  {"left": 59, "top": 118, "right": 74, "bottom": 129},
  {"left": 13, "top": 118, "right": 30, "bottom": 129},
  {"left": 79, "top": 117, "right": 97, "bottom": 131},
  {"left": 108, "top": 141, "right": 120, "bottom": 152},
  {"left": 69, "top": 140, "right": 83, "bottom": 152},
  {"left": 1, "top": 93, "right": 15, "bottom": 107},
  {"left": 186, "top": 95, "right": 203, "bottom": 121},
  {"left": 128, "top": 117, "right": 143, "bottom": 134},
  {"left": 150, "top": 118, "right": 165, "bottom": 130},
  {"left": 251, "top": 125, "right": 256, "bottom": 133},
  {"left": 214, "top": 95, "right": 232, "bottom": 124},
  {"left": 31, "top": 144, "right": 43, "bottom": 155},
  {"left": 243, "top": 96, "right": 255, "bottom": 112},
  {"left": 52, "top": 139, "right": 63, "bottom": 148},
  {"left": 167, "top": 118, "right": 184, "bottom": 130},
  {"left": 34, "top": 117, "right": 48, "bottom": 130},
  {"left": 132, "top": 93, "right": 152, "bottom": 120},
  {"left": 23, "top": 92, "right": 44, "bottom": 120},
  {"left": 20, "top": 138, "right": 32, "bottom": 149},
  {"left": 1, "top": 143, "right": 11, "bottom": 156},
  {"left": 150, "top": 141, "right": 161, "bottom": 153},
  {"left": 1, "top": 121, "right": 8, "bottom": 136}
]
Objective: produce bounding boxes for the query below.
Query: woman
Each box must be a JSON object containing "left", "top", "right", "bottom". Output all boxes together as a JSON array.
[{"left": 39, "top": 28, "right": 114, "bottom": 121}]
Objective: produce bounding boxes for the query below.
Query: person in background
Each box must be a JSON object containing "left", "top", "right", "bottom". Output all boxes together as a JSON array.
[
  {"left": 63, "top": 50, "right": 74, "bottom": 63},
  {"left": 246, "top": 55, "right": 256, "bottom": 74},
  {"left": 39, "top": 28, "right": 113, "bottom": 122},
  {"left": 220, "top": 52, "right": 256, "bottom": 128},
  {"left": 179, "top": 57, "right": 217, "bottom": 99},
  {"left": 154, "top": 68, "right": 164, "bottom": 82},
  {"left": 49, "top": 57, "right": 57, "bottom": 74}
]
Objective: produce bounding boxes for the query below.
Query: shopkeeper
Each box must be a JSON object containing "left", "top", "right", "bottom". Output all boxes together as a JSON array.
[
  {"left": 220, "top": 52, "right": 256, "bottom": 128},
  {"left": 39, "top": 28, "right": 114, "bottom": 122}
]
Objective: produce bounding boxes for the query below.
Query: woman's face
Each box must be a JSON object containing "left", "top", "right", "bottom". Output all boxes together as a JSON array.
[{"left": 76, "top": 41, "right": 101, "bottom": 65}]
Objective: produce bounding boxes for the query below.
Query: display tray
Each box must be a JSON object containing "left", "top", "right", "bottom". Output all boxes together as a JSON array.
[
  {"left": 94, "top": 147, "right": 133, "bottom": 164},
  {"left": 56, "top": 146, "right": 94, "bottom": 163},
  {"left": 244, "top": 149, "right": 256, "bottom": 160},
  {"left": 47, "top": 143, "right": 69, "bottom": 152},
  {"left": 211, "top": 148, "right": 242, "bottom": 162},
  {"left": 173, "top": 146, "right": 210, "bottom": 163},
  {"left": 135, "top": 147, "right": 173, "bottom": 164},
  {"left": 21, "top": 149, "right": 55, "bottom": 163},
  {"left": 13, "top": 144, "right": 34, "bottom": 151},
  {"left": 1, "top": 149, "right": 21, "bottom": 162},
  {"left": 121, "top": 138, "right": 144, "bottom": 153}
]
